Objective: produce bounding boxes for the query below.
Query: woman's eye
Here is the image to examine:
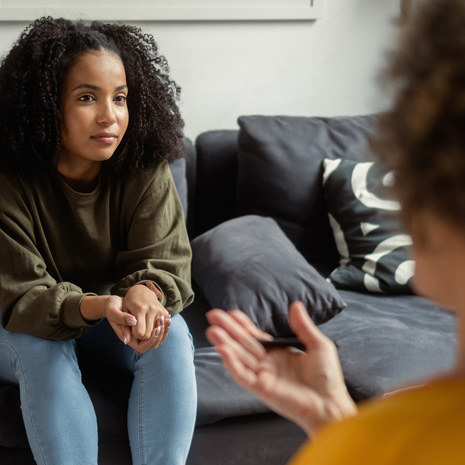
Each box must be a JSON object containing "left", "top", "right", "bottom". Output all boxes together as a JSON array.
[
  {"left": 114, "top": 95, "right": 127, "bottom": 104},
  {"left": 78, "top": 94, "right": 94, "bottom": 102}
]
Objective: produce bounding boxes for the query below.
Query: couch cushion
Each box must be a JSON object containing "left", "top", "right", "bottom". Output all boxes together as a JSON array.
[
  {"left": 194, "top": 346, "right": 270, "bottom": 425},
  {"left": 236, "top": 115, "right": 376, "bottom": 265},
  {"left": 188, "top": 412, "right": 306, "bottom": 465},
  {"left": 0, "top": 385, "right": 27, "bottom": 448},
  {"left": 191, "top": 215, "right": 346, "bottom": 335},
  {"left": 320, "top": 290, "right": 456, "bottom": 400},
  {"left": 322, "top": 158, "right": 414, "bottom": 293}
]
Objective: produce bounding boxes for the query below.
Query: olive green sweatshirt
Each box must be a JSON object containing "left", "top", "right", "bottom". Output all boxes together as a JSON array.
[{"left": 0, "top": 161, "right": 194, "bottom": 340}]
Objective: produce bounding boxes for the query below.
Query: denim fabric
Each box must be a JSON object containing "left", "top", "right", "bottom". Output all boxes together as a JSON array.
[{"left": 0, "top": 314, "right": 197, "bottom": 465}]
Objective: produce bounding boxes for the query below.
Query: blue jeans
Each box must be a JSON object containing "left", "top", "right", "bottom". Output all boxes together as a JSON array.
[{"left": 0, "top": 314, "right": 197, "bottom": 465}]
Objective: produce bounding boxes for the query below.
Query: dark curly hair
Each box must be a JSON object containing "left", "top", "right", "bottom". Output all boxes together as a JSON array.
[
  {"left": 374, "top": 0, "right": 465, "bottom": 231},
  {"left": 0, "top": 17, "right": 184, "bottom": 175}
]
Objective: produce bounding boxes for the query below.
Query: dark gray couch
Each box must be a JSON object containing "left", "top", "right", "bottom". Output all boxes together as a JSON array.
[{"left": 0, "top": 114, "right": 456, "bottom": 465}]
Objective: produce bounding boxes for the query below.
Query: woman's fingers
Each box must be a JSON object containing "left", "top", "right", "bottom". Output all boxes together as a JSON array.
[
  {"left": 150, "top": 317, "right": 165, "bottom": 349},
  {"left": 110, "top": 322, "right": 132, "bottom": 345},
  {"left": 147, "top": 313, "right": 171, "bottom": 350},
  {"left": 206, "top": 324, "right": 264, "bottom": 373},
  {"left": 288, "top": 301, "right": 333, "bottom": 351},
  {"left": 206, "top": 309, "right": 267, "bottom": 358},
  {"left": 123, "top": 312, "right": 171, "bottom": 351},
  {"left": 216, "top": 342, "right": 259, "bottom": 389},
  {"left": 105, "top": 298, "right": 137, "bottom": 345},
  {"left": 132, "top": 313, "right": 147, "bottom": 340},
  {"left": 143, "top": 311, "right": 156, "bottom": 340},
  {"left": 227, "top": 310, "right": 272, "bottom": 341},
  {"left": 130, "top": 326, "right": 160, "bottom": 353},
  {"left": 109, "top": 309, "right": 136, "bottom": 327},
  {"left": 159, "top": 315, "right": 171, "bottom": 345}
]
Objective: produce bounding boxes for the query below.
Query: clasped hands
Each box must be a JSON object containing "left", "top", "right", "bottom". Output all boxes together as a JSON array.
[
  {"left": 205, "top": 301, "right": 357, "bottom": 437},
  {"left": 105, "top": 284, "right": 171, "bottom": 353}
]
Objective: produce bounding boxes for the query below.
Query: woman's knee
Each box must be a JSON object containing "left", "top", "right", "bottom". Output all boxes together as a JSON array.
[
  {"left": 163, "top": 314, "right": 195, "bottom": 354},
  {"left": 135, "top": 314, "right": 195, "bottom": 375}
]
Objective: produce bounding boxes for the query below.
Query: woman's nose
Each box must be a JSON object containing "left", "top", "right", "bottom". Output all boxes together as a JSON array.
[{"left": 97, "top": 100, "right": 117, "bottom": 126}]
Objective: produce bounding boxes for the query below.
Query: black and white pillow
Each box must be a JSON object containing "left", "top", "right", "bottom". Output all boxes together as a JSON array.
[{"left": 322, "top": 158, "right": 414, "bottom": 294}]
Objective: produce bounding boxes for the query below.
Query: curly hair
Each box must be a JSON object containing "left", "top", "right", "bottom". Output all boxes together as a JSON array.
[
  {"left": 373, "top": 0, "right": 465, "bottom": 231},
  {"left": 0, "top": 17, "right": 184, "bottom": 175}
]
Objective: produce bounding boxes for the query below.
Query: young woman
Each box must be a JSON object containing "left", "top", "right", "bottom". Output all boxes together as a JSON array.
[
  {"left": 0, "top": 17, "right": 196, "bottom": 465},
  {"left": 206, "top": 0, "right": 465, "bottom": 463}
]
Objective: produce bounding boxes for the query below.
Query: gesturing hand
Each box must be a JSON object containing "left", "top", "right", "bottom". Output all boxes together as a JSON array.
[
  {"left": 122, "top": 284, "right": 171, "bottom": 353},
  {"left": 205, "top": 301, "right": 357, "bottom": 437}
]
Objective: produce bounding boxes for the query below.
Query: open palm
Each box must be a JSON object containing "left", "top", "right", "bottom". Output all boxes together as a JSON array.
[{"left": 206, "top": 302, "right": 356, "bottom": 436}]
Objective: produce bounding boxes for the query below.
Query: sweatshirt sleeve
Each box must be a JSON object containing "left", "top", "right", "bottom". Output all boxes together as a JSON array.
[
  {"left": 0, "top": 184, "right": 98, "bottom": 340},
  {"left": 111, "top": 162, "right": 194, "bottom": 315}
]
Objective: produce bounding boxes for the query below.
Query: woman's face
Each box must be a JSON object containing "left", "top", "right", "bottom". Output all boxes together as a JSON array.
[
  {"left": 59, "top": 50, "right": 129, "bottom": 177},
  {"left": 410, "top": 211, "right": 465, "bottom": 311}
]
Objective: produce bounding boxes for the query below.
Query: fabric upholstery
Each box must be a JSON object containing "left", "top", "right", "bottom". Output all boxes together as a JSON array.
[
  {"left": 191, "top": 130, "right": 239, "bottom": 238},
  {"left": 320, "top": 290, "right": 456, "bottom": 400},
  {"left": 194, "top": 346, "right": 270, "bottom": 425},
  {"left": 191, "top": 215, "right": 346, "bottom": 335},
  {"left": 236, "top": 115, "right": 377, "bottom": 264},
  {"left": 322, "top": 158, "right": 414, "bottom": 293},
  {"left": 1, "top": 120, "right": 457, "bottom": 465}
]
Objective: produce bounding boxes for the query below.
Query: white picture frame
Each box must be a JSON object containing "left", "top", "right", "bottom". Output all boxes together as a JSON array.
[{"left": 0, "top": 1, "right": 324, "bottom": 22}]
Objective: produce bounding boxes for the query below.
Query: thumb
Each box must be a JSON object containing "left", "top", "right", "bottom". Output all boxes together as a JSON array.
[
  {"left": 106, "top": 303, "right": 137, "bottom": 327},
  {"left": 110, "top": 321, "right": 133, "bottom": 345},
  {"left": 105, "top": 297, "right": 136, "bottom": 345},
  {"left": 288, "top": 301, "right": 327, "bottom": 350},
  {"left": 121, "top": 311, "right": 137, "bottom": 327}
]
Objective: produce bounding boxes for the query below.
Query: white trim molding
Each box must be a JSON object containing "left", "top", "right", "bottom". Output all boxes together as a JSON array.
[{"left": 0, "top": 1, "right": 324, "bottom": 22}]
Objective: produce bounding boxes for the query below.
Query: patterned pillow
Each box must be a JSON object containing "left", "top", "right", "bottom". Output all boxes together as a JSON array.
[{"left": 322, "top": 158, "right": 414, "bottom": 294}]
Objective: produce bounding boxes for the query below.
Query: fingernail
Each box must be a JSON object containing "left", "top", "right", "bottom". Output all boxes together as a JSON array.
[
  {"left": 123, "top": 336, "right": 128, "bottom": 345},
  {"left": 160, "top": 316, "right": 165, "bottom": 327},
  {"left": 126, "top": 317, "right": 137, "bottom": 326},
  {"left": 154, "top": 327, "right": 161, "bottom": 337}
]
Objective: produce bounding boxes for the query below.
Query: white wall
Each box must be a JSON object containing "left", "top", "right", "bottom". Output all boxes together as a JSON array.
[{"left": 0, "top": 0, "right": 399, "bottom": 140}]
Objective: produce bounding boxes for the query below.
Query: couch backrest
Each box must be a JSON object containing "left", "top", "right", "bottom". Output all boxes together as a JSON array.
[
  {"left": 189, "top": 130, "right": 239, "bottom": 238},
  {"left": 192, "top": 115, "right": 377, "bottom": 273}
]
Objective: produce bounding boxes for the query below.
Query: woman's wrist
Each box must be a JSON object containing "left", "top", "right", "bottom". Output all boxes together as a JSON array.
[
  {"left": 138, "top": 281, "right": 164, "bottom": 302},
  {"left": 303, "top": 391, "right": 357, "bottom": 437},
  {"left": 80, "top": 295, "right": 111, "bottom": 321}
]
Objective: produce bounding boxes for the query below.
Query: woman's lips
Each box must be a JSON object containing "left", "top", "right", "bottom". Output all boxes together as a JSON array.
[{"left": 91, "top": 134, "right": 117, "bottom": 144}]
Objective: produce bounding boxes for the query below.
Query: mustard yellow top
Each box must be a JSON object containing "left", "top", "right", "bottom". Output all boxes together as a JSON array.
[{"left": 289, "top": 377, "right": 465, "bottom": 465}]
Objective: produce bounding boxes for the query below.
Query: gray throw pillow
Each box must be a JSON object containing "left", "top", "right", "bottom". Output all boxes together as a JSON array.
[
  {"left": 322, "top": 158, "right": 414, "bottom": 294},
  {"left": 191, "top": 215, "right": 346, "bottom": 335},
  {"left": 236, "top": 114, "right": 376, "bottom": 263}
]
